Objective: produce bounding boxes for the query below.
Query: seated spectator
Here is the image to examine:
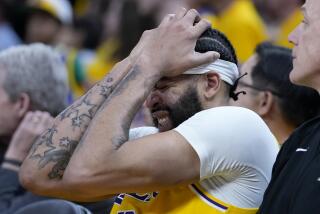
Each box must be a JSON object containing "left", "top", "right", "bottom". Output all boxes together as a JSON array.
[
  {"left": 0, "top": 44, "right": 68, "bottom": 213},
  {"left": 25, "top": 0, "right": 72, "bottom": 45},
  {"left": 0, "top": 44, "right": 113, "bottom": 214},
  {"left": 231, "top": 43, "right": 320, "bottom": 144}
]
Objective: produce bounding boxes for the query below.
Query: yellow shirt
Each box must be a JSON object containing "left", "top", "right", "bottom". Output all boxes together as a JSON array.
[
  {"left": 205, "top": 0, "right": 268, "bottom": 63},
  {"left": 111, "top": 183, "right": 258, "bottom": 214},
  {"left": 86, "top": 38, "right": 118, "bottom": 85},
  {"left": 275, "top": 9, "right": 302, "bottom": 48}
]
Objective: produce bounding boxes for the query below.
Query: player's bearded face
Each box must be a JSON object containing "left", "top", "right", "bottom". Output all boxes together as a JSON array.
[{"left": 151, "top": 87, "right": 202, "bottom": 132}]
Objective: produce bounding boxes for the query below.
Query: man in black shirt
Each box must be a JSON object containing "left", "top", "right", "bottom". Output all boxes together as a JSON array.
[{"left": 258, "top": 0, "right": 320, "bottom": 213}]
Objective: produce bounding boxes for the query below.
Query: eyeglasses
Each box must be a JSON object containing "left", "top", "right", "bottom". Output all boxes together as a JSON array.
[{"left": 238, "top": 81, "right": 284, "bottom": 97}]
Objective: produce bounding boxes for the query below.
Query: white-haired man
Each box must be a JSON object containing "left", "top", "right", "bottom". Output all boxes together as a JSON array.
[{"left": 0, "top": 44, "right": 68, "bottom": 213}]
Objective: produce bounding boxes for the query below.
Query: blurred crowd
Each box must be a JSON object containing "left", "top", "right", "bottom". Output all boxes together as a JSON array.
[{"left": 0, "top": 0, "right": 304, "bottom": 98}]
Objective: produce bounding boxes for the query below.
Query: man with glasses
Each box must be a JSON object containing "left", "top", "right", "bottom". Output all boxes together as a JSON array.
[{"left": 231, "top": 42, "right": 320, "bottom": 144}]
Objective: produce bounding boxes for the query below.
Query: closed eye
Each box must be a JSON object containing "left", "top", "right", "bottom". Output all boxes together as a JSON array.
[{"left": 154, "top": 80, "right": 174, "bottom": 91}]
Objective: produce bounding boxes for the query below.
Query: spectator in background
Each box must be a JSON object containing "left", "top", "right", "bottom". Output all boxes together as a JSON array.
[
  {"left": 201, "top": 0, "right": 268, "bottom": 63},
  {"left": 87, "top": 0, "right": 186, "bottom": 89},
  {"left": 81, "top": 0, "right": 159, "bottom": 127},
  {"left": 0, "top": 44, "right": 114, "bottom": 214},
  {"left": 231, "top": 43, "right": 320, "bottom": 144},
  {"left": 0, "top": 44, "right": 68, "bottom": 213},
  {"left": 57, "top": 14, "right": 104, "bottom": 98},
  {"left": 87, "top": 0, "right": 176, "bottom": 88},
  {"left": 258, "top": 0, "right": 304, "bottom": 48},
  {"left": 25, "top": 0, "right": 73, "bottom": 45}
]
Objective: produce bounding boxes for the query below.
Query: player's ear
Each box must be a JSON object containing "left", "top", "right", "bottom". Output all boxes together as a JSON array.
[
  {"left": 257, "top": 91, "right": 274, "bottom": 117},
  {"left": 203, "top": 73, "right": 221, "bottom": 100}
]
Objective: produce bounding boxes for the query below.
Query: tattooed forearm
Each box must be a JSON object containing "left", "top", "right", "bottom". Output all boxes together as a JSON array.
[
  {"left": 96, "top": 66, "right": 141, "bottom": 149},
  {"left": 29, "top": 126, "right": 57, "bottom": 160},
  {"left": 99, "top": 77, "right": 114, "bottom": 98},
  {"left": 29, "top": 124, "right": 80, "bottom": 179},
  {"left": 109, "top": 66, "right": 140, "bottom": 98},
  {"left": 59, "top": 92, "right": 98, "bottom": 131},
  {"left": 45, "top": 137, "right": 78, "bottom": 179},
  {"left": 96, "top": 65, "right": 156, "bottom": 149},
  {"left": 59, "top": 79, "right": 114, "bottom": 122},
  {"left": 26, "top": 60, "right": 133, "bottom": 180}
]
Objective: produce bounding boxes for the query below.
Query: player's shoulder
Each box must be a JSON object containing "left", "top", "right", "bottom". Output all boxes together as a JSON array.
[
  {"left": 195, "top": 106, "right": 262, "bottom": 121},
  {"left": 194, "top": 106, "right": 271, "bottom": 136}
]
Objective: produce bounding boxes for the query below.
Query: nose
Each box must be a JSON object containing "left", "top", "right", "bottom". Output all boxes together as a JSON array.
[
  {"left": 145, "top": 91, "right": 163, "bottom": 110},
  {"left": 288, "top": 24, "right": 302, "bottom": 46}
]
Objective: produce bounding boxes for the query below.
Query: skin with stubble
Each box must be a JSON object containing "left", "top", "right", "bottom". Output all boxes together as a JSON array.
[{"left": 147, "top": 76, "right": 202, "bottom": 132}]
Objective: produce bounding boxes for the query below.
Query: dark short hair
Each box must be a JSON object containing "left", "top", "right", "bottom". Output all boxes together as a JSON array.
[
  {"left": 194, "top": 28, "right": 238, "bottom": 98},
  {"left": 252, "top": 42, "right": 320, "bottom": 127},
  {"left": 195, "top": 28, "right": 238, "bottom": 65}
]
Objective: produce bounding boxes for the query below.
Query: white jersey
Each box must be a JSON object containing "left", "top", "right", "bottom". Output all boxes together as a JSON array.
[
  {"left": 129, "top": 106, "right": 279, "bottom": 208},
  {"left": 174, "top": 106, "right": 279, "bottom": 208}
]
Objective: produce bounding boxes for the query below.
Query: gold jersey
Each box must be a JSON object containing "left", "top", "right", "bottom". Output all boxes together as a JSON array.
[{"left": 111, "top": 183, "right": 258, "bottom": 214}]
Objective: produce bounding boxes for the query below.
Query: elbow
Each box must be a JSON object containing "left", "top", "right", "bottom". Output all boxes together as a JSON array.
[
  {"left": 19, "top": 165, "right": 38, "bottom": 193},
  {"left": 62, "top": 166, "right": 117, "bottom": 201},
  {"left": 19, "top": 163, "right": 62, "bottom": 198},
  {"left": 19, "top": 166, "right": 95, "bottom": 202},
  {"left": 19, "top": 166, "right": 50, "bottom": 196},
  {"left": 62, "top": 167, "right": 101, "bottom": 200}
]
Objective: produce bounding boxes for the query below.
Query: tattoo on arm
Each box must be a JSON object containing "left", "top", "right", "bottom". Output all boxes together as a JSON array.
[
  {"left": 46, "top": 137, "right": 78, "bottom": 179},
  {"left": 99, "top": 77, "right": 114, "bottom": 98},
  {"left": 29, "top": 126, "right": 57, "bottom": 161},
  {"left": 28, "top": 77, "right": 117, "bottom": 179},
  {"left": 97, "top": 65, "right": 152, "bottom": 149},
  {"left": 59, "top": 77, "right": 114, "bottom": 122},
  {"left": 59, "top": 93, "right": 98, "bottom": 130},
  {"left": 29, "top": 126, "right": 78, "bottom": 179}
]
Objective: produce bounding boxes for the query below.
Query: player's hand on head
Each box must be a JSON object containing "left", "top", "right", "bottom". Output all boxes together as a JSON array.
[{"left": 136, "top": 8, "right": 220, "bottom": 77}]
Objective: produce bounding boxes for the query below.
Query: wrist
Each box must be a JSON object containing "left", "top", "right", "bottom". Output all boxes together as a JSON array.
[
  {"left": 4, "top": 149, "right": 26, "bottom": 162},
  {"left": 2, "top": 163, "right": 20, "bottom": 172},
  {"left": 2, "top": 158, "right": 22, "bottom": 172}
]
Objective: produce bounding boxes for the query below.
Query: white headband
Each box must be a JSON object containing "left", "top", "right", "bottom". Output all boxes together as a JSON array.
[{"left": 183, "top": 59, "right": 239, "bottom": 85}]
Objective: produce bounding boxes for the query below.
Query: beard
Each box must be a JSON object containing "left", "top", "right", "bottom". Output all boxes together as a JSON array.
[{"left": 151, "top": 87, "right": 203, "bottom": 131}]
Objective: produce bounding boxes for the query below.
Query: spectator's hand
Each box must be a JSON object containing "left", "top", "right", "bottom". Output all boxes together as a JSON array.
[
  {"left": 137, "top": 8, "right": 220, "bottom": 77},
  {"left": 4, "top": 111, "right": 54, "bottom": 163}
]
